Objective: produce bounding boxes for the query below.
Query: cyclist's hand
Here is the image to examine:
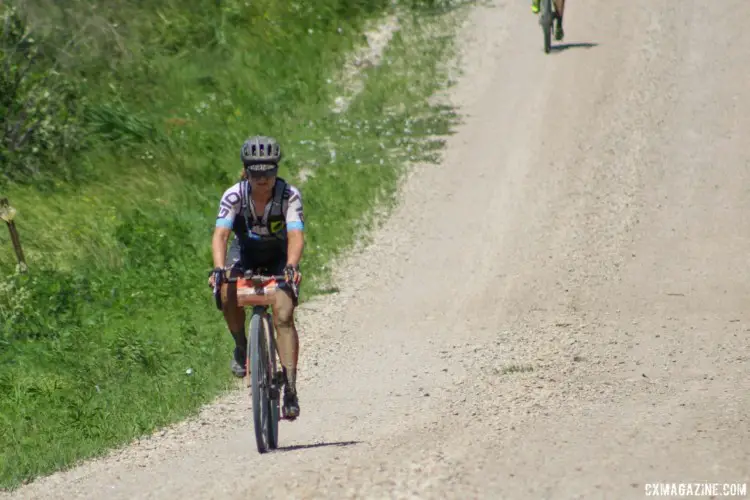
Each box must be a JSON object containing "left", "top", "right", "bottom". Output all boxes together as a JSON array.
[
  {"left": 284, "top": 264, "right": 301, "bottom": 286},
  {"left": 208, "top": 267, "right": 225, "bottom": 289}
]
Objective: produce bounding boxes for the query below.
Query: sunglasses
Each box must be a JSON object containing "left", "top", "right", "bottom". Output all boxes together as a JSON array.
[{"left": 245, "top": 164, "right": 278, "bottom": 179}]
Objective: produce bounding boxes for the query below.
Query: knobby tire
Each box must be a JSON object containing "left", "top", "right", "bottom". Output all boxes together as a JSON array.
[
  {"left": 249, "top": 312, "right": 270, "bottom": 453},
  {"left": 263, "top": 315, "right": 280, "bottom": 450}
]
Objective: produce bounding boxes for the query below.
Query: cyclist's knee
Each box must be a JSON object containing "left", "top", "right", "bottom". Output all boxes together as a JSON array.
[
  {"left": 277, "top": 312, "right": 295, "bottom": 331},
  {"left": 274, "top": 292, "right": 296, "bottom": 330},
  {"left": 275, "top": 307, "right": 295, "bottom": 330}
]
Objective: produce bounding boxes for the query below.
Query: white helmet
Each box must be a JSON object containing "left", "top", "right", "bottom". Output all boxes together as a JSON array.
[{"left": 240, "top": 135, "right": 282, "bottom": 166}]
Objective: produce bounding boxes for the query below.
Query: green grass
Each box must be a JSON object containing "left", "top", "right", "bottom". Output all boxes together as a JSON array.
[{"left": 0, "top": 0, "right": 469, "bottom": 489}]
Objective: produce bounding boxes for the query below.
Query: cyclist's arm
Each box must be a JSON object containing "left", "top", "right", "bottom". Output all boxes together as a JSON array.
[
  {"left": 285, "top": 185, "right": 305, "bottom": 267},
  {"left": 212, "top": 227, "right": 232, "bottom": 269},
  {"left": 213, "top": 184, "right": 241, "bottom": 269},
  {"left": 286, "top": 230, "right": 304, "bottom": 267}
]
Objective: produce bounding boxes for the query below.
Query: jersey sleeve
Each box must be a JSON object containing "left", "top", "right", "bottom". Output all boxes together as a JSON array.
[
  {"left": 216, "top": 183, "right": 242, "bottom": 229},
  {"left": 285, "top": 185, "right": 304, "bottom": 232}
]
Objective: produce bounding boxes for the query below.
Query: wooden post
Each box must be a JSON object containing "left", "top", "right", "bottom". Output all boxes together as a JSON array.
[{"left": 0, "top": 198, "right": 28, "bottom": 273}]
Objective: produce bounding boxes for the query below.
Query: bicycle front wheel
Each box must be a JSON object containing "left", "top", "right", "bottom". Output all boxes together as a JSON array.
[
  {"left": 249, "top": 311, "right": 271, "bottom": 453},
  {"left": 263, "top": 315, "right": 280, "bottom": 450}
]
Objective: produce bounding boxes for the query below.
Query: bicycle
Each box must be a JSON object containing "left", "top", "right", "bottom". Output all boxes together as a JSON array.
[
  {"left": 215, "top": 270, "right": 297, "bottom": 453},
  {"left": 539, "top": 0, "right": 556, "bottom": 53}
]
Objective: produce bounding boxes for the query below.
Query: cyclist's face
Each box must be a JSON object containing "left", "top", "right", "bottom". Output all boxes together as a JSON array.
[{"left": 249, "top": 172, "right": 275, "bottom": 192}]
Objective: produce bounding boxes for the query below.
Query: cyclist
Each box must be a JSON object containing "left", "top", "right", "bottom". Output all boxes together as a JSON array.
[
  {"left": 208, "top": 135, "right": 304, "bottom": 420},
  {"left": 531, "top": 0, "right": 566, "bottom": 41}
]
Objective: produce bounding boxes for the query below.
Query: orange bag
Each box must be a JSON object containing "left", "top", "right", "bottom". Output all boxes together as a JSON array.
[{"left": 221, "top": 277, "right": 281, "bottom": 308}]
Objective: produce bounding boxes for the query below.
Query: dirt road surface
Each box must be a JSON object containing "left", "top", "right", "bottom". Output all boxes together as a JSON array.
[{"left": 7, "top": 0, "right": 750, "bottom": 498}]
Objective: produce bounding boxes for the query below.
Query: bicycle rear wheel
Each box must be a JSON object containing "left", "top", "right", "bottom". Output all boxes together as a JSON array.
[
  {"left": 263, "top": 315, "right": 280, "bottom": 449},
  {"left": 540, "top": 0, "right": 553, "bottom": 53},
  {"left": 248, "top": 311, "right": 271, "bottom": 453}
]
